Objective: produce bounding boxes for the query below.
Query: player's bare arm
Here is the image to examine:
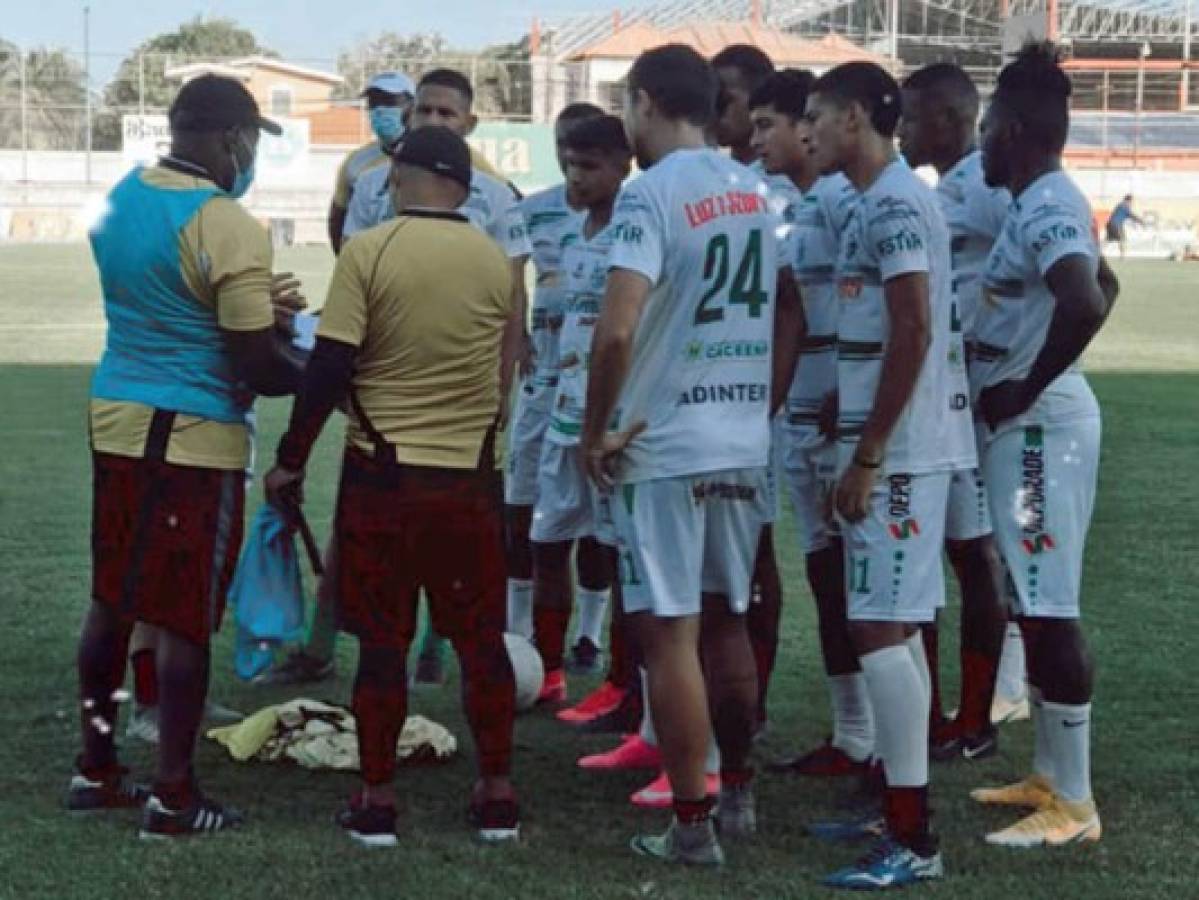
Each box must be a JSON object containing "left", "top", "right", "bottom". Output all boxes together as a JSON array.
[
  {"left": 1097, "top": 256, "right": 1121, "bottom": 306},
  {"left": 328, "top": 202, "right": 348, "bottom": 255},
  {"left": 580, "top": 267, "right": 650, "bottom": 490},
  {"left": 509, "top": 255, "right": 535, "bottom": 379},
  {"left": 498, "top": 258, "right": 527, "bottom": 429},
  {"left": 979, "top": 254, "right": 1112, "bottom": 430},
  {"left": 836, "top": 271, "right": 931, "bottom": 522},
  {"left": 770, "top": 266, "right": 807, "bottom": 417}
]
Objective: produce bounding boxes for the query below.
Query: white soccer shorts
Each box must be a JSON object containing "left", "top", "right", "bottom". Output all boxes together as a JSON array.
[
  {"left": 613, "top": 468, "right": 770, "bottom": 618},
  {"left": 840, "top": 471, "right": 951, "bottom": 624},
  {"left": 504, "top": 386, "right": 552, "bottom": 507},
  {"left": 944, "top": 466, "right": 993, "bottom": 542},
  {"left": 530, "top": 442, "right": 601, "bottom": 544},
  {"left": 784, "top": 428, "right": 839, "bottom": 554},
  {"left": 983, "top": 417, "right": 1100, "bottom": 619}
]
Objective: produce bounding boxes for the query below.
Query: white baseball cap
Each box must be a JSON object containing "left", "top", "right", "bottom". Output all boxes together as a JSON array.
[{"left": 362, "top": 71, "right": 416, "bottom": 98}]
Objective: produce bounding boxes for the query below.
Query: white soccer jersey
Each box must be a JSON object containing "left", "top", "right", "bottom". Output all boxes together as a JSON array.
[
  {"left": 788, "top": 173, "right": 858, "bottom": 434},
  {"left": 342, "top": 164, "right": 532, "bottom": 260},
  {"left": 934, "top": 150, "right": 1011, "bottom": 339},
  {"left": 974, "top": 170, "right": 1098, "bottom": 392},
  {"left": 548, "top": 220, "right": 616, "bottom": 446},
  {"left": 835, "top": 159, "right": 975, "bottom": 475},
  {"left": 463, "top": 168, "right": 533, "bottom": 259},
  {"left": 520, "top": 185, "right": 585, "bottom": 407},
  {"left": 342, "top": 164, "right": 392, "bottom": 239},
  {"left": 606, "top": 148, "right": 781, "bottom": 483}
]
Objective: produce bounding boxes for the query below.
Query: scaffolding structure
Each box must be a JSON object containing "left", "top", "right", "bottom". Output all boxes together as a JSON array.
[{"left": 542, "top": 0, "right": 1199, "bottom": 64}]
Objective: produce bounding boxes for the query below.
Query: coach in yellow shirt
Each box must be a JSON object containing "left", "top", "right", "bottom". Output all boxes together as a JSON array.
[
  {"left": 266, "top": 126, "right": 523, "bottom": 848},
  {"left": 71, "top": 75, "right": 303, "bottom": 838}
]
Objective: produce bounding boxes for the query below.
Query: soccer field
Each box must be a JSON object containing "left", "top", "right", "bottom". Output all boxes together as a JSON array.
[{"left": 0, "top": 244, "right": 1195, "bottom": 899}]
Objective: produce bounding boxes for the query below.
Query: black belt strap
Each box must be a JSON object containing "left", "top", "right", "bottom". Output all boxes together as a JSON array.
[{"left": 144, "top": 409, "right": 176, "bottom": 462}]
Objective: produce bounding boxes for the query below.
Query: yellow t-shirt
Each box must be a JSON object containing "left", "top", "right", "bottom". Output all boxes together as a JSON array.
[
  {"left": 317, "top": 210, "right": 513, "bottom": 469},
  {"left": 333, "top": 141, "right": 389, "bottom": 209},
  {"left": 89, "top": 165, "right": 275, "bottom": 471}
]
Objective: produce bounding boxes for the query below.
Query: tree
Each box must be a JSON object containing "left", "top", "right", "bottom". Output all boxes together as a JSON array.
[
  {"left": 333, "top": 31, "right": 532, "bottom": 118},
  {"left": 473, "top": 37, "right": 532, "bottom": 120},
  {"left": 94, "top": 16, "right": 274, "bottom": 149},
  {"left": 0, "top": 39, "right": 89, "bottom": 151},
  {"left": 334, "top": 32, "right": 449, "bottom": 99}
]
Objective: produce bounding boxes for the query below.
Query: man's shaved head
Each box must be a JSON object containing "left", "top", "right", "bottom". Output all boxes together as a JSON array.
[{"left": 898, "top": 63, "right": 981, "bottom": 172}]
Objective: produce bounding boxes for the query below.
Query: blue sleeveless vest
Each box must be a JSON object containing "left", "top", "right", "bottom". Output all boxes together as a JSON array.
[{"left": 90, "top": 167, "right": 249, "bottom": 424}]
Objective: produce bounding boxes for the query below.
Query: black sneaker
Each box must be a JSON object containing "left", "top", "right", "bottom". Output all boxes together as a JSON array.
[
  {"left": 565, "top": 637, "right": 602, "bottom": 675},
  {"left": 336, "top": 797, "right": 398, "bottom": 848},
  {"left": 66, "top": 764, "right": 149, "bottom": 812},
  {"left": 468, "top": 794, "right": 520, "bottom": 843},
  {"left": 139, "top": 792, "right": 244, "bottom": 840},
  {"left": 254, "top": 650, "right": 334, "bottom": 686},
  {"left": 931, "top": 725, "right": 999, "bottom": 762}
]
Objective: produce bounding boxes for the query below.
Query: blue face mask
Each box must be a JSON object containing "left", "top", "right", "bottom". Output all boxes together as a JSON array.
[
  {"left": 369, "top": 106, "right": 406, "bottom": 145},
  {"left": 229, "top": 133, "right": 256, "bottom": 199}
]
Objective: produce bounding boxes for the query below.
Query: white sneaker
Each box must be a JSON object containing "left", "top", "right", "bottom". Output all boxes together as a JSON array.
[
  {"left": 125, "top": 704, "right": 160, "bottom": 745},
  {"left": 991, "top": 694, "right": 1031, "bottom": 725}
]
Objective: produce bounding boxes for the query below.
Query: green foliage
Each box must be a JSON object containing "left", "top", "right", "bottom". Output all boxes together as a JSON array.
[
  {"left": 93, "top": 16, "right": 275, "bottom": 149},
  {"left": 0, "top": 39, "right": 88, "bottom": 150}
]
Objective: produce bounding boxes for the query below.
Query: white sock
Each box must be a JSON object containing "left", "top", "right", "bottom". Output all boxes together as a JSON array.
[
  {"left": 506, "top": 579, "right": 534, "bottom": 639},
  {"left": 996, "top": 623, "right": 1028, "bottom": 701},
  {"left": 1042, "top": 700, "right": 1093, "bottom": 803},
  {"left": 828, "top": 673, "right": 874, "bottom": 762},
  {"left": 905, "top": 631, "right": 932, "bottom": 712},
  {"left": 574, "top": 588, "right": 610, "bottom": 647},
  {"left": 1030, "top": 687, "right": 1056, "bottom": 786},
  {"left": 638, "top": 668, "right": 657, "bottom": 746},
  {"left": 860, "top": 645, "right": 929, "bottom": 787}
]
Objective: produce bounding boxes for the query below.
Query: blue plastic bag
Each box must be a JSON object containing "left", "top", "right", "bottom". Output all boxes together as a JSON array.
[{"left": 228, "top": 504, "right": 308, "bottom": 680}]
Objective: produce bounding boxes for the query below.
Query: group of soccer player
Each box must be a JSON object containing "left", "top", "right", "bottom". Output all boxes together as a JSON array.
[
  {"left": 69, "top": 34, "right": 1116, "bottom": 892},
  {"left": 492, "top": 40, "right": 1115, "bottom": 888}
]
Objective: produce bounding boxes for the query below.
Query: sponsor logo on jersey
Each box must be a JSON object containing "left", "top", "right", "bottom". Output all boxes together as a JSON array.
[
  {"left": 677, "top": 382, "right": 768, "bottom": 405},
  {"left": 876, "top": 228, "right": 924, "bottom": 257},
  {"left": 1030, "top": 221, "right": 1080, "bottom": 255},
  {"left": 692, "top": 481, "right": 759, "bottom": 503},
  {"left": 684, "top": 190, "right": 769, "bottom": 229},
  {"left": 1018, "top": 425, "right": 1055, "bottom": 553},
  {"left": 683, "top": 339, "right": 770, "bottom": 363},
  {"left": 838, "top": 277, "right": 864, "bottom": 299},
  {"left": 611, "top": 221, "right": 643, "bottom": 245}
]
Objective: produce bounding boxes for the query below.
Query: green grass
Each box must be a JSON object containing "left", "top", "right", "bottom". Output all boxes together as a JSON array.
[{"left": 0, "top": 246, "right": 1196, "bottom": 898}]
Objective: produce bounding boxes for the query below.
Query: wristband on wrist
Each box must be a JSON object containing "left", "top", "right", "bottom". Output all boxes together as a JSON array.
[{"left": 853, "top": 454, "right": 882, "bottom": 470}]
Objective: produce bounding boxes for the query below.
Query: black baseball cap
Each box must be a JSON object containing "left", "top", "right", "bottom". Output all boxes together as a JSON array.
[
  {"left": 393, "top": 125, "right": 472, "bottom": 190},
  {"left": 169, "top": 74, "right": 283, "bottom": 136}
]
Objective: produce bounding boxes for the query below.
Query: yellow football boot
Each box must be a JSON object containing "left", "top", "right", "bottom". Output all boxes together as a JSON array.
[
  {"left": 970, "top": 773, "right": 1056, "bottom": 810},
  {"left": 985, "top": 797, "right": 1101, "bottom": 848}
]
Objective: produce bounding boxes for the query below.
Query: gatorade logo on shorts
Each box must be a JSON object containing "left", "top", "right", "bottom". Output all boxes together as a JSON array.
[{"left": 1019, "top": 426, "right": 1054, "bottom": 553}]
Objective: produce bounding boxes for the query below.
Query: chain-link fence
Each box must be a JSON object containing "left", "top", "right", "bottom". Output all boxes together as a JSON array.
[
  {"left": 0, "top": 48, "right": 546, "bottom": 155},
  {"left": 4, "top": 46, "right": 1199, "bottom": 158}
]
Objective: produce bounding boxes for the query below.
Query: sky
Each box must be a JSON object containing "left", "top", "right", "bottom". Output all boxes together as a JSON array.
[{"left": 5, "top": 0, "right": 614, "bottom": 84}]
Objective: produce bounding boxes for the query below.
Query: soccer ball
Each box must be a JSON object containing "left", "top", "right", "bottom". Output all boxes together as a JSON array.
[{"left": 503, "top": 632, "right": 544, "bottom": 712}]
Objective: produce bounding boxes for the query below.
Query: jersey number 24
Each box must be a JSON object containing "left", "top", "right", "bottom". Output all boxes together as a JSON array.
[{"left": 694, "top": 230, "right": 769, "bottom": 325}]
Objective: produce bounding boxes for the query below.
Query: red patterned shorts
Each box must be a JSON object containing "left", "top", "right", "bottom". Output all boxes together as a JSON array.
[
  {"left": 91, "top": 452, "right": 244, "bottom": 647},
  {"left": 334, "top": 448, "right": 506, "bottom": 649}
]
